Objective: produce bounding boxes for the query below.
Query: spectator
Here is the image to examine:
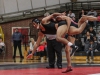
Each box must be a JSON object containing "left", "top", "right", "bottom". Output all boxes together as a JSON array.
[
  {"left": 0, "top": 38, "right": 5, "bottom": 53},
  {"left": 87, "top": 8, "right": 97, "bottom": 17},
  {"left": 67, "top": 10, "right": 75, "bottom": 19},
  {"left": 44, "top": 12, "right": 50, "bottom": 17},
  {"left": 67, "top": 10, "right": 78, "bottom": 24},
  {"left": 12, "top": 28, "right": 24, "bottom": 59},
  {"left": 34, "top": 37, "right": 47, "bottom": 60},
  {"left": 87, "top": 8, "right": 97, "bottom": 27},
  {"left": 27, "top": 38, "right": 36, "bottom": 56},
  {"left": 42, "top": 36, "right": 47, "bottom": 60},
  {"left": 97, "top": 31, "right": 100, "bottom": 51},
  {"left": 74, "top": 36, "right": 83, "bottom": 52},
  {"left": 36, "top": 43, "right": 45, "bottom": 60},
  {"left": 79, "top": 9, "right": 87, "bottom": 19},
  {"left": 84, "top": 31, "right": 94, "bottom": 53},
  {"left": 85, "top": 40, "right": 95, "bottom": 63},
  {"left": 88, "top": 26, "right": 96, "bottom": 37}
]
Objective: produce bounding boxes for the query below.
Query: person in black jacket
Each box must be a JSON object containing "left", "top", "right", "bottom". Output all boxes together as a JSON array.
[
  {"left": 86, "top": 40, "right": 95, "bottom": 63},
  {"left": 79, "top": 9, "right": 87, "bottom": 19},
  {"left": 88, "top": 26, "right": 96, "bottom": 36}
]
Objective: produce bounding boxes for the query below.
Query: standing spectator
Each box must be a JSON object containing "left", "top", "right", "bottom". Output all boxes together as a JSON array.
[
  {"left": 86, "top": 40, "right": 95, "bottom": 63},
  {"left": 0, "top": 38, "right": 5, "bottom": 53},
  {"left": 12, "top": 28, "right": 24, "bottom": 59},
  {"left": 79, "top": 9, "right": 87, "bottom": 19}
]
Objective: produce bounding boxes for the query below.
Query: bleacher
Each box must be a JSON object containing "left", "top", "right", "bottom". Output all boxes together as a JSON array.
[
  {"left": 0, "top": 0, "right": 100, "bottom": 62},
  {"left": 72, "top": 52, "right": 100, "bottom": 62},
  {"left": 0, "top": 0, "right": 100, "bottom": 23},
  {"left": 75, "top": 51, "right": 100, "bottom": 56}
]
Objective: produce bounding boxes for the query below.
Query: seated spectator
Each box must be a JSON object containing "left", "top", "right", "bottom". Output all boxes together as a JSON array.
[
  {"left": 97, "top": 31, "right": 100, "bottom": 51},
  {"left": 75, "top": 36, "right": 83, "bottom": 52},
  {"left": 79, "top": 9, "right": 87, "bottom": 19},
  {"left": 85, "top": 40, "right": 95, "bottom": 63},
  {"left": 36, "top": 44, "right": 45, "bottom": 60},
  {"left": 67, "top": 10, "right": 75, "bottom": 19},
  {"left": 27, "top": 38, "right": 36, "bottom": 56},
  {"left": 84, "top": 31, "right": 94, "bottom": 54},
  {"left": 87, "top": 26, "right": 96, "bottom": 37},
  {"left": 35, "top": 37, "right": 47, "bottom": 60},
  {"left": 0, "top": 38, "right": 5, "bottom": 53},
  {"left": 44, "top": 12, "right": 50, "bottom": 17}
]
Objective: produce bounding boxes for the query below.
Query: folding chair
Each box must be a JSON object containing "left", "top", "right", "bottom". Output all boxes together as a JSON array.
[{"left": 0, "top": 45, "right": 6, "bottom": 61}]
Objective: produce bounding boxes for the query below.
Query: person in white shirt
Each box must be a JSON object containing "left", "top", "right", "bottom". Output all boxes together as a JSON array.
[
  {"left": 0, "top": 38, "right": 5, "bottom": 53},
  {"left": 27, "top": 38, "right": 36, "bottom": 55},
  {"left": 67, "top": 10, "right": 75, "bottom": 18}
]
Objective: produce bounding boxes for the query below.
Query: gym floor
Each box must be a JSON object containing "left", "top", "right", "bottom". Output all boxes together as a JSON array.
[{"left": 0, "top": 57, "right": 100, "bottom": 75}]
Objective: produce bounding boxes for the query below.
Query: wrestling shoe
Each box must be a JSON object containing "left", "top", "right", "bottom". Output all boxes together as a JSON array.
[
  {"left": 62, "top": 66, "right": 72, "bottom": 73},
  {"left": 70, "top": 45, "right": 78, "bottom": 56}
]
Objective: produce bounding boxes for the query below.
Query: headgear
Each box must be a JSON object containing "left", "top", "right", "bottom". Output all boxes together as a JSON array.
[{"left": 32, "top": 18, "right": 40, "bottom": 24}]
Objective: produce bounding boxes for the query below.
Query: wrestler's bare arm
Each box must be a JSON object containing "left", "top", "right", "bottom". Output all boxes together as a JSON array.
[
  {"left": 63, "top": 16, "right": 71, "bottom": 33},
  {"left": 31, "top": 31, "right": 44, "bottom": 55},
  {"left": 42, "top": 13, "right": 62, "bottom": 24}
]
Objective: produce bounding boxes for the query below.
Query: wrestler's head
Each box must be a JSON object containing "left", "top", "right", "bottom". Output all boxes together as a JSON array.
[
  {"left": 56, "top": 16, "right": 63, "bottom": 22},
  {"left": 32, "top": 18, "right": 40, "bottom": 29}
]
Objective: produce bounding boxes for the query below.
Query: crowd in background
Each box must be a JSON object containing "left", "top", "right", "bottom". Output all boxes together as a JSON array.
[
  {"left": 66, "top": 8, "right": 100, "bottom": 63},
  {"left": 26, "top": 8, "right": 100, "bottom": 64},
  {"left": 1, "top": 8, "right": 99, "bottom": 64}
]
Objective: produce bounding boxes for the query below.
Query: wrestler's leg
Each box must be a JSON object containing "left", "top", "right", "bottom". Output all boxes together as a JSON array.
[
  {"left": 65, "top": 45, "right": 71, "bottom": 67},
  {"left": 68, "top": 22, "right": 87, "bottom": 35},
  {"left": 62, "top": 36, "right": 75, "bottom": 73},
  {"left": 56, "top": 25, "right": 69, "bottom": 44},
  {"left": 56, "top": 25, "right": 77, "bottom": 51},
  {"left": 81, "top": 15, "right": 99, "bottom": 22},
  {"left": 56, "top": 25, "right": 75, "bottom": 46},
  {"left": 68, "top": 36, "right": 77, "bottom": 56},
  {"left": 67, "top": 36, "right": 75, "bottom": 44},
  {"left": 66, "top": 35, "right": 75, "bottom": 64}
]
